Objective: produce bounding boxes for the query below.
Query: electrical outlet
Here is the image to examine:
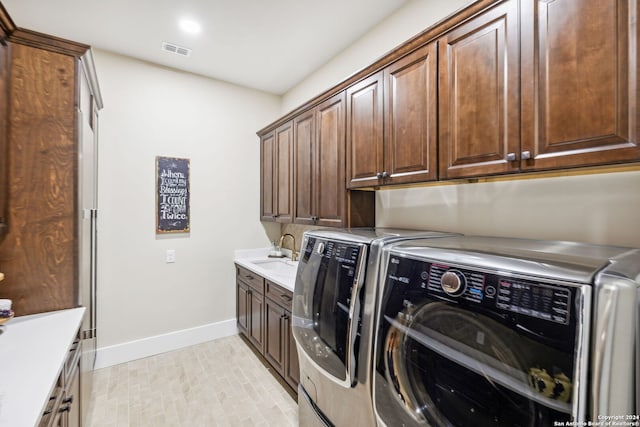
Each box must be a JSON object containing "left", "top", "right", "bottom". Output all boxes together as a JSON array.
[{"left": 166, "top": 249, "right": 176, "bottom": 263}]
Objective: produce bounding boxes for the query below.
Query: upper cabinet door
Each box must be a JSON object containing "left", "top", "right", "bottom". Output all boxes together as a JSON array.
[
  {"left": 315, "top": 92, "right": 346, "bottom": 228},
  {"left": 520, "top": 0, "right": 640, "bottom": 170},
  {"left": 293, "top": 110, "right": 315, "bottom": 225},
  {"left": 346, "top": 72, "right": 384, "bottom": 188},
  {"left": 384, "top": 42, "right": 438, "bottom": 185},
  {"left": 260, "top": 131, "right": 275, "bottom": 221},
  {"left": 275, "top": 122, "right": 293, "bottom": 223},
  {"left": 438, "top": 0, "right": 520, "bottom": 179}
]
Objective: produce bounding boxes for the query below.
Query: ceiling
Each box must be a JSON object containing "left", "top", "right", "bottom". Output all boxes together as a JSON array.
[{"left": 1, "top": 0, "right": 409, "bottom": 95}]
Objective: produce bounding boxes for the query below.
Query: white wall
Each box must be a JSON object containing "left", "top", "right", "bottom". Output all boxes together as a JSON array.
[
  {"left": 282, "top": 0, "right": 471, "bottom": 113},
  {"left": 284, "top": 0, "right": 640, "bottom": 249},
  {"left": 93, "top": 50, "right": 281, "bottom": 365},
  {"left": 377, "top": 171, "right": 640, "bottom": 247}
]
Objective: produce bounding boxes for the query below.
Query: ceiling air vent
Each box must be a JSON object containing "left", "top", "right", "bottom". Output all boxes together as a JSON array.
[{"left": 161, "top": 42, "right": 192, "bottom": 57}]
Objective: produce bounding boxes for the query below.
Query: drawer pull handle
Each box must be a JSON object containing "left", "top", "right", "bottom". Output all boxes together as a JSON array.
[
  {"left": 246, "top": 275, "right": 254, "bottom": 280},
  {"left": 280, "top": 294, "right": 292, "bottom": 301}
]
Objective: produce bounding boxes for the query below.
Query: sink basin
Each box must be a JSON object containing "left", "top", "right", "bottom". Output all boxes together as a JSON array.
[{"left": 251, "top": 259, "right": 298, "bottom": 276}]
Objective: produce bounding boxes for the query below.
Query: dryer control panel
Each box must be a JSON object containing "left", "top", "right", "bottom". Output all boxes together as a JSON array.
[{"left": 386, "top": 255, "right": 576, "bottom": 327}]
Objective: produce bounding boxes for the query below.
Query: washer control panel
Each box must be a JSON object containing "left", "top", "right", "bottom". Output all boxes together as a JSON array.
[{"left": 386, "top": 255, "right": 575, "bottom": 325}]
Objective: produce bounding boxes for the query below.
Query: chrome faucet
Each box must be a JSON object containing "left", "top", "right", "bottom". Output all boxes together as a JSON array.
[{"left": 278, "top": 233, "right": 298, "bottom": 261}]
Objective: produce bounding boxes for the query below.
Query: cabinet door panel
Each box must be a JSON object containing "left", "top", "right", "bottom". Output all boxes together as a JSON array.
[
  {"left": 293, "top": 111, "right": 315, "bottom": 225},
  {"left": 275, "top": 123, "right": 293, "bottom": 222},
  {"left": 249, "top": 291, "right": 263, "bottom": 351},
  {"left": 384, "top": 42, "right": 438, "bottom": 184},
  {"left": 346, "top": 72, "right": 384, "bottom": 188},
  {"left": 316, "top": 92, "right": 346, "bottom": 227},
  {"left": 260, "top": 132, "right": 275, "bottom": 221},
  {"left": 264, "top": 299, "right": 285, "bottom": 374},
  {"left": 236, "top": 281, "right": 249, "bottom": 336},
  {"left": 439, "top": 0, "right": 520, "bottom": 179},
  {"left": 521, "top": 0, "right": 640, "bottom": 169}
]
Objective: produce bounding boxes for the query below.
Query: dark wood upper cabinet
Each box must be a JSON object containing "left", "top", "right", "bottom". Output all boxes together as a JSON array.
[
  {"left": 520, "top": 0, "right": 640, "bottom": 170},
  {"left": 439, "top": 0, "right": 520, "bottom": 179},
  {"left": 346, "top": 72, "right": 384, "bottom": 188},
  {"left": 260, "top": 131, "right": 275, "bottom": 221},
  {"left": 274, "top": 122, "right": 293, "bottom": 222},
  {"left": 384, "top": 42, "right": 438, "bottom": 184},
  {"left": 260, "top": 122, "right": 294, "bottom": 223},
  {"left": 293, "top": 92, "right": 351, "bottom": 227},
  {"left": 315, "top": 92, "right": 347, "bottom": 227},
  {"left": 293, "top": 110, "right": 315, "bottom": 225}
]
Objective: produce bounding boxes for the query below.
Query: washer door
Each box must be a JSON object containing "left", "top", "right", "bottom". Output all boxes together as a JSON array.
[{"left": 381, "top": 302, "right": 557, "bottom": 427}]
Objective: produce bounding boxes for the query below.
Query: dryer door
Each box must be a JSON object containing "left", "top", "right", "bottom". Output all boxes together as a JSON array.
[{"left": 373, "top": 255, "right": 583, "bottom": 427}]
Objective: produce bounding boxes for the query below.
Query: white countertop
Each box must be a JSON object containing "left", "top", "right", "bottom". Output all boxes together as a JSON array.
[
  {"left": 234, "top": 248, "right": 298, "bottom": 292},
  {"left": 0, "top": 307, "right": 85, "bottom": 427}
]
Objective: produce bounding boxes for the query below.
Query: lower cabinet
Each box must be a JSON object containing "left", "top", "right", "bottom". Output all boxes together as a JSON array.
[
  {"left": 236, "top": 265, "right": 265, "bottom": 353},
  {"left": 235, "top": 264, "right": 299, "bottom": 393},
  {"left": 40, "top": 334, "right": 81, "bottom": 427}
]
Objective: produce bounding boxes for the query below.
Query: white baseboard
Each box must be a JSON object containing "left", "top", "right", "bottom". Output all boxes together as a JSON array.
[{"left": 94, "top": 318, "right": 238, "bottom": 369}]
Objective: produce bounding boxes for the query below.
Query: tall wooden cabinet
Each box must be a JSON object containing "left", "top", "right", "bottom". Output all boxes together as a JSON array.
[{"left": 0, "top": 6, "right": 102, "bottom": 426}]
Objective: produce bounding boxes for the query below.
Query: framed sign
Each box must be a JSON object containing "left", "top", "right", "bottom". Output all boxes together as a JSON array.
[{"left": 156, "top": 156, "right": 190, "bottom": 233}]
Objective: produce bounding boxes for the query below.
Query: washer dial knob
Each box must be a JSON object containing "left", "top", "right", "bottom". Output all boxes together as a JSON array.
[{"left": 441, "top": 270, "right": 466, "bottom": 296}]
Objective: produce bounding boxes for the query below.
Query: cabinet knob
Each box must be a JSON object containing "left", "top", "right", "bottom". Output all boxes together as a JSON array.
[
  {"left": 382, "top": 171, "right": 389, "bottom": 179},
  {"left": 521, "top": 151, "right": 531, "bottom": 160},
  {"left": 376, "top": 172, "right": 383, "bottom": 179},
  {"left": 506, "top": 152, "right": 517, "bottom": 161}
]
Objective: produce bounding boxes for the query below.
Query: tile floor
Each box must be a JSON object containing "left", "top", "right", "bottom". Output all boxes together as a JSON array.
[{"left": 88, "top": 335, "right": 298, "bottom": 427}]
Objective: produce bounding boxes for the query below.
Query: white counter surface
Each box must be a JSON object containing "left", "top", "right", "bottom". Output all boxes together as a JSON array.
[
  {"left": 0, "top": 307, "right": 85, "bottom": 427},
  {"left": 234, "top": 248, "right": 298, "bottom": 292}
]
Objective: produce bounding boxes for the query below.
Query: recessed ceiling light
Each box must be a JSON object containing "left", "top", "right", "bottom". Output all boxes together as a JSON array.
[{"left": 179, "top": 19, "right": 201, "bottom": 35}]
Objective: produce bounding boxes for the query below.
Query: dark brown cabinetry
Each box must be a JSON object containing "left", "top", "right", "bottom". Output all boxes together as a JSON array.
[
  {"left": 264, "top": 280, "right": 298, "bottom": 390},
  {"left": 261, "top": 123, "right": 294, "bottom": 223},
  {"left": 236, "top": 266, "right": 265, "bottom": 352},
  {"left": 520, "top": 0, "right": 640, "bottom": 170},
  {"left": 347, "top": 44, "right": 439, "bottom": 188},
  {"left": 438, "top": 0, "right": 520, "bottom": 179},
  {"left": 259, "top": 0, "right": 640, "bottom": 203},
  {"left": 235, "top": 265, "right": 299, "bottom": 393},
  {"left": 383, "top": 42, "right": 438, "bottom": 185},
  {"left": 260, "top": 131, "right": 275, "bottom": 221},
  {"left": 346, "top": 72, "right": 384, "bottom": 188},
  {"left": 294, "top": 92, "right": 348, "bottom": 227},
  {"left": 39, "top": 335, "right": 81, "bottom": 427}
]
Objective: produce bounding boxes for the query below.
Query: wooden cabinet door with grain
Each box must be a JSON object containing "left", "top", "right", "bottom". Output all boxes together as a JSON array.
[
  {"left": 293, "top": 110, "right": 315, "bottom": 225},
  {"left": 438, "top": 0, "right": 520, "bottom": 179},
  {"left": 274, "top": 122, "right": 293, "bottom": 222},
  {"left": 384, "top": 42, "right": 438, "bottom": 185},
  {"left": 264, "top": 298, "right": 285, "bottom": 375},
  {"left": 520, "top": 0, "right": 640, "bottom": 170},
  {"left": 315, "top": 92, "right": 346, "bottom": 227},
  {"left": 346, "top": 72, "right": 384, "bottom": 188},
  {"left": 260, "top": 131, "right": 275, "bottom": 221}
]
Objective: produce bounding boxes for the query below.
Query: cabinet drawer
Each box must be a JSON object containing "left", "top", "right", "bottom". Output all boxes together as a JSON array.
[
  {"left": 265, "top": 280, "right": 293, "bottom": 308},
  {"left": 236, "top": 265, "right": 264, "bottom": 293}
]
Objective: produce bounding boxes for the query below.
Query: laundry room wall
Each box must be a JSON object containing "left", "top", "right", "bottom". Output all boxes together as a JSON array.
[{"left": 93, "top": 50, "right": 281, "bottom": 367}]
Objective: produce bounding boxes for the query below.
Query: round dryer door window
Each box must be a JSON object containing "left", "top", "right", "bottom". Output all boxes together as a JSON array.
[{"left": 380, "top": 302, "right": 573, "bottom": 426}]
